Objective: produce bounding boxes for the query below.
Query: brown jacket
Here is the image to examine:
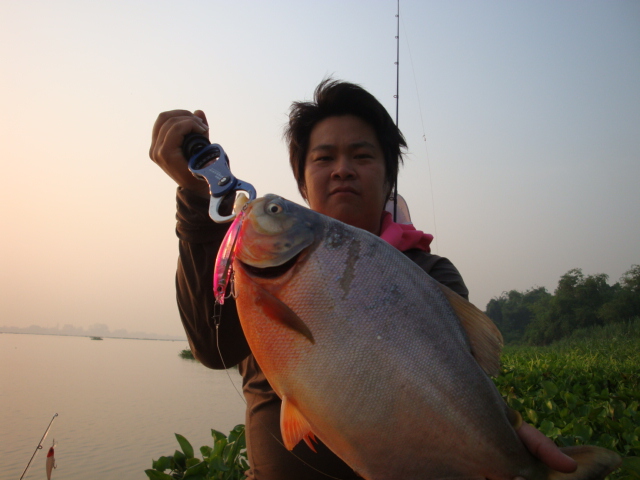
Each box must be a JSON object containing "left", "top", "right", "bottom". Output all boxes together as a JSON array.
[{"left": 175, "top": 188, "right": 469, "bottom": 479}]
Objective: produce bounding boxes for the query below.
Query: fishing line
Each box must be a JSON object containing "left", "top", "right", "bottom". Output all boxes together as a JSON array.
[
  {"left": 399, "top": 6, "right": 440, "bottom": 253},
  {"left": 212, "top": 300, "right": 246, "bottom": 406},
  {"left": 210, "top": 301, "right": 251, "bottom": 476}
]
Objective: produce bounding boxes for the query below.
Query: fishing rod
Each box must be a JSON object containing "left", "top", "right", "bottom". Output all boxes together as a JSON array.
[
  {"left": 19, "top": 413, "right": 58, "bottom": 480},
  {"left": 393, "top": 0, "right": 400, "bottom": 222}
]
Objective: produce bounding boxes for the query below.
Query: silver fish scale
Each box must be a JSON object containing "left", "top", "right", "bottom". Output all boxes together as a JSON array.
[
  {"left": 261, "top": 214, "right": 533, "bottom": 480},
  {"left": 235, "top": 198, "right": 552, "bottom": 480}
]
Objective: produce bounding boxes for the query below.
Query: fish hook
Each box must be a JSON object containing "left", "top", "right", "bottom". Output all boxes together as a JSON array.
[{"left": 230, "top": 270, "right": 238, "bottom": 299}]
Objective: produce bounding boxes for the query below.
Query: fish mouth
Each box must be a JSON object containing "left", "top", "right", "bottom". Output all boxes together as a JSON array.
[{"left": 238, "top": 250, "right": 303, "bottom": 279}]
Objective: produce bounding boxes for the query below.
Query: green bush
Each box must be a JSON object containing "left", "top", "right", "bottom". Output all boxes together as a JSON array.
[
  {"left": 146, "top": 425, "right": 248, "bottom": 480},
  {"left": 495, "top": 330, "right": 640, "bottom": 479}
]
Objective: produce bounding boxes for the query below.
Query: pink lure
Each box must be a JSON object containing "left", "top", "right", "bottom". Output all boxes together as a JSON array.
[{"left": 213, "top": 211, "right": 244, "bottom": 304}]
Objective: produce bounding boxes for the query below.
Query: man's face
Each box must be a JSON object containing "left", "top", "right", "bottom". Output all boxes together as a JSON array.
[{"left": 303, "top": 115, "right": 389, "bottom": 235}]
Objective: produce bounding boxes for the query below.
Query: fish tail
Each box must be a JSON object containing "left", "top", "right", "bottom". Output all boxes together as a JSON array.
[{"left": 547, "top": 446, "right": 621, "bottom": 480}]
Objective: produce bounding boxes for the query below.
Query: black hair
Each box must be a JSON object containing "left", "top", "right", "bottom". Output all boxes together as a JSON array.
[{"left": 284, "top": 78, "right": 406, "bottom": 199}]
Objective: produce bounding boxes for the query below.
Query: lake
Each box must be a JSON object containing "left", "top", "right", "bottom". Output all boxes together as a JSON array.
[{"left": 0, "top": 333, "right": 245, "bottom": 479}]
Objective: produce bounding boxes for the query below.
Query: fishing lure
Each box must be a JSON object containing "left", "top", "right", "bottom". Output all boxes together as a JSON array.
[
  {"left": 46, "top": 440, "right": 57, "bottom": 480},
  {"left": 213, "top": 209, "right": 245, "bottom": 305}
]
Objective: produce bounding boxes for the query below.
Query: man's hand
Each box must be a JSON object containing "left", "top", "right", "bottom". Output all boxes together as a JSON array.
[
  {"left": 149, "top": 109, "right": 211, "bottom": 197},
  {"left": 517, "top": 422, "right": 577, "bottom": 473}
]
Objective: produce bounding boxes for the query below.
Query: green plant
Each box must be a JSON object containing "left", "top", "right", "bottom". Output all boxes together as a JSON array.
[
  {"left": 152, "top": 327, "right": 639, "bottom": 479},
  {"left": 179, "top": 348, "right": 195, "bottom": 360},
  {"left": 145, "top": 425, "right": 248, "bottom": 480},
  {"left": 494, "top": 331, "right": 640, "bottom": 479}
]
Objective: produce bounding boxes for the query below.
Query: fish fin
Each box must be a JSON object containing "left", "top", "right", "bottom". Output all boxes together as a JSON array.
[
  {"left": 547, "top": 446, "right": 622, "bottom": 480},
  {"left": 280, "top": 395, "right": 318, "bottom": 452},
  {"left": 249, "top": 278, "right": 315, "bottom": 344},
  {"left": 436, "top": 283, "right": 503, "bottom": 376}
]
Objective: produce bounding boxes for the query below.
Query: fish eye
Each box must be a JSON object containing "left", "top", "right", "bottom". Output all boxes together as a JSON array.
[{"left": 266, "top": 202, "right": 283, "bottom": 215}]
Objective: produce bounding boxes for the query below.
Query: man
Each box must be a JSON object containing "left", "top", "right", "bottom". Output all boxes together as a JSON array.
[{"left": 150, "top": 79, "right": 577, "bottom": 479}]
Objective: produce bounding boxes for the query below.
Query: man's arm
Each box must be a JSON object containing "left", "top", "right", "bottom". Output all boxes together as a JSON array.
[
  {"left": 150, "top": 110, "right": 251, "bottom": 369},
  {"left": 175, "top": 187, "right": 251, "bottom": 368}
]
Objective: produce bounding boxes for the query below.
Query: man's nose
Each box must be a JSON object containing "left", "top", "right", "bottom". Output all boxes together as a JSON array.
[{"left": 331, "top": 156, "right": 356, "bottom": 179}]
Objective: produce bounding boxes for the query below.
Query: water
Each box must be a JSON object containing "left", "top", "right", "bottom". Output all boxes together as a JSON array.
[{"left": 0, "top": 333, "right": 245, "bottom": 479}]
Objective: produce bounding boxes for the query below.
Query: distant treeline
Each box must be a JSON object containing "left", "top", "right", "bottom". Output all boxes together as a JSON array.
[{"left": 485, "top": 265, "right": 640, "bottom": 345}]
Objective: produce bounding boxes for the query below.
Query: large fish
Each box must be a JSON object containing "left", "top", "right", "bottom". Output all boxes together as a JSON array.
[{"left": 222, "top": 194, "right": 621, "bottom": 480}]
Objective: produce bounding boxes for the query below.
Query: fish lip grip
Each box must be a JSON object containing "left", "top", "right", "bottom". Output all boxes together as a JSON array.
[{"left": 182, "top": 133, "right": 257, "bottom": 223}]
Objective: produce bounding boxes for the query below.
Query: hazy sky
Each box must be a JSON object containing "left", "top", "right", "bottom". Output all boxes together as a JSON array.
[{"left": 1, "top": 1, "right": 638, "bottom": 337}]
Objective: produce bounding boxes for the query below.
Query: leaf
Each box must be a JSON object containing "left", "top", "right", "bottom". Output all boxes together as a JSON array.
[
  {"left": 539, "top": 419, "right": 557, "bottom": 437},
  {"left": 211, "top": 429, "right": 228, "bottom": 443},
  {"left": 573, "top": 423, "right": 593, "bottom": 442},
  {"left": 200, "top": 445, "right": 213, "bottom": 458},
  {"left": 210, "top": 454, "right": 231, "bottom": 472},
  {"left": 184, "top": 460, "right": 208, "bottom": 477},
  {"left": 213, "top": 438, "right": 228, "bottom": 457},
  {"left": 227, "top": 425, "right": 245, "bottom": 445},
  {"left": 176, "top": 433, "right": 195, "bottom": 459},
  {"left": 151, "top": 456, "right": 173, "bottom": 472},
  {"left": 173, "top": 450, "right": 187, "bottom": 470},
  {"left": 613, "top": 400, "right": 627, "bottom": 419},
  {"left": 223, "top": 443, "right": 234, "bottom": 464},
  {"left": 622, "top": 457, "right": 640, "bottom": 479},
  {"left": 562, "top": 391, "right": 577, "bottom": 408},
  {"left": 557, "top": 435, "right": 574, "bottom": 447},
  {"left": 144, "top": 470, "right": 175, "bottom": 480},
  {"left": 577, "top": 405, "right": 592, "bottom": 418},
  {"left": 541, "top": 380, "right": 558, "bottom": 398},
  {"left": 623, "top": 433, "right": 640, "bottom": 445}
]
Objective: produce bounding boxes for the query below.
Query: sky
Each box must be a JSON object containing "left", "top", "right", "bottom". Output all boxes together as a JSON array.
[{"left": 1, "top": 0, "right": 638, "bottom": 338}]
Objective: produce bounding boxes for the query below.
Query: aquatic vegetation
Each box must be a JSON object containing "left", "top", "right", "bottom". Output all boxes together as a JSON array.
[
  {"left": 150, "top": 328, "right": 639, "bottom": 479},
  {"left": 179, "top": 348, "right": 195, "bottom": 360},
  {"left": 146, "top": 426, "right": 247, "bottom": 480},
  {"left": 494, "top": 329, "right": 640, "bottom": 479}
]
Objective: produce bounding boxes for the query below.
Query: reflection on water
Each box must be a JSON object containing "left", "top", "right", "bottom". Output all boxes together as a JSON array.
[{"left": 0, "top": 333, "right": 245, "bottom": 480}]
